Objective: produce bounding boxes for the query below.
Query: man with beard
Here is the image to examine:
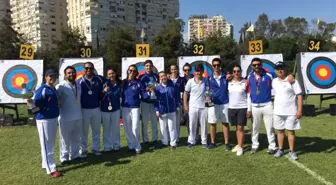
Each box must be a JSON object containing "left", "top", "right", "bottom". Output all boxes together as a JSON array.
[{"left": 56, "top": 66, "right": 82, "bottom": 165}]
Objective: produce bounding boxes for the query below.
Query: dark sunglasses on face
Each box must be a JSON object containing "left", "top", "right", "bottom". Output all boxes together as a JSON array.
[
  {"left": 129, "top": 70, "right": 136, "bottom": 73},
  {"left": 213, "top": 64, "right": 220, "bottom": 67},
  {"left": 183, "top": 69, "right": 190, "bottom": 72},
  {"left": 252, "top": 64, "right": 261, "bottom": 67},
  {"left": 233, "top": 70, "right": 241, "bottom": 73},
  {"left": 85, "top": 67, "right": 94, "bottom": 70}
]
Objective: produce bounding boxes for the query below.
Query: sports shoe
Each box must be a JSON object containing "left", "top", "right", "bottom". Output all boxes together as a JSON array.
[
  {"left": 92, "top": 150, "right": 102, "bottom": 156},
  {"left": 224, "top": 144, "right": 231, "bottom": 151},
  {"left": 187, "top": 143, "right": 194, "bottom": 149},
  {"left": 250, "top": 148, "right": 257, "bottom": 154},
  {"left": 274, "top": 149, "right": 284, "bottom": 158},
  {"left": 288, "top": 151, "right": 298, "bottom": 160},
  {"left": 50, "top": 171, "right": 62, "bottom": 178},
  {"left": 208, "top": 143, "right": 216, "bottom": 149},
  {"left": 80, "top": 151, "right": 87, "bottom": 158},
  {"left": 231, "top": 145, "right": 238, "bottom": 152},
  {"left": 135, "top": 150, "right": 141, "bottom": 155},
  {"left": 171, "top": 146, "right": 177, "bottom": 151},
  {"left": 202, "top": 144, "right": 209, "bottom": 149},
  {"left": 267, "top": 149, "right": 277, "bottom": 155},
  {"left": 236, "top": 146, "right": 244, "bottom": 156},
  {"left": 60, "top": 160, "right": 71, "bottom": 166}
]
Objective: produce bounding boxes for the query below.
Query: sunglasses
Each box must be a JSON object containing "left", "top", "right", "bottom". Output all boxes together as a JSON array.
[
  {"left": 183, "top": 69, "right": 190, "bottom": 72},
  {"left": 129, "top": 70, "right": 136, "bottom": 73},
  {"left": 252, "top": 64, "right": 261, "bottom": 67},
  {"left": 213, "top": 64, "right": 220, "bottom": 67},
  {"left": 233, "top": 70, "right": 241, "bottom": 73},
  {"left": 85, "top": 67, "right": 94, "bottom": 70}
]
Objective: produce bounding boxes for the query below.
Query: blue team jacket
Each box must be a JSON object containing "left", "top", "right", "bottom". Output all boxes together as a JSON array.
[
  {"left": 169, "top": 76, "right": 184, "bottom": 103},
  {"left": 139, "top": 72, "right": 159, "bottom": 104},
  {"left": 121, "top": 79, "right": 141, "bottom": 108},
  {"left": 100, "top": 81, "right": 121, "bottom": 112},
  {"left": 209, "top": 72, "right": 229, "bottom": 105},
  {"left": 34, "top": 84, "right": 60, "bottom": 120},
  {"left": 154, "top": 81, "right": 179, "bottom": 115},
  {"left": 248, "top": 69, "right": 273, "bottom": 104},
  {"left": 77, "top": 75, "right": 104, "bottom": 109}
]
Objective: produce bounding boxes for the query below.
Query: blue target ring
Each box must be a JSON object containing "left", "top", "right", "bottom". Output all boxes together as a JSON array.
[
  {"left": 2, "top": 65, "right": 37, "bottom": 98},
  {"left": 307, "top": 57, "right": 336, "bottom": 89},
  {"left": 190, "top": 60, "right": 213, "bottom": 78}
]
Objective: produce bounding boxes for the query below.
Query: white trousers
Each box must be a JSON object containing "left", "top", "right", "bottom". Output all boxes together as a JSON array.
[
  {"left": 141, "top": 102, "right": 158, "bottom": 142},
  {"left": 36, "top": 118, "right": 57, "bottom": 174},
  {"left": 81, "top": 108, "right": 101, "bottom": 153},
  {"left": 159, "top": 112, "right": 177, "bottom": 146},
  {"left": 102, "top": 110, "right": 121, "bottom": 151},
  {"left": 122, "top": 107, "right": 141, "bottom": 151},
  {"left": 187, "top": 107, "right": 208, "bottom": 145},
  {"left": 59, "top": 119, "right": 81, "bottom": 162},
  {"left": 251, "top": 104, "right": 277, "bottom": 150},
  {"left": 176, "top": 107, "right": 181, "bottom": 142}
]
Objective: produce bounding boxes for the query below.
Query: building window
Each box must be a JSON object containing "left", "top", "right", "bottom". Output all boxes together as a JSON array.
[{"left": 51, "top": 28, "right": 56, "bottom": 31}]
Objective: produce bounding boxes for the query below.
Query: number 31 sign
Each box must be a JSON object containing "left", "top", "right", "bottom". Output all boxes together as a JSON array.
[
  {"left": 136, "top": 44, "right": 150, "bottom": 58},
  {"left": 248, "top": 40, "right": 263, "bottom": 55},
  {"left": 19, "top": 44, "right": 35, "bottom": 60}
]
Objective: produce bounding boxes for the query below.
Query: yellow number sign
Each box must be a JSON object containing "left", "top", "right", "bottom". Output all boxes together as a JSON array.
[
  {"left": 80, "top": 46, "right": 92, "bottom": 58},
  {"left": 192, "top": 43, "right": 205, "bottom": 55},
  {"left": 19, "top": 44, "right": 35, "bottom": 60},
  {"left": 248, "top": 40, "right": 263, "bottom": 55},
  {"left": 308, "top": 39, "right": 321, "bottom": 52},
  {"left": 136, "top": 44, "right": 150, "bottom": 57}
]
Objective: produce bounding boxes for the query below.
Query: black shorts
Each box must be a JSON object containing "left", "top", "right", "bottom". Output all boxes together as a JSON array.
[{"left": 228, "top": 108, "right": 247, "bottom": 126}]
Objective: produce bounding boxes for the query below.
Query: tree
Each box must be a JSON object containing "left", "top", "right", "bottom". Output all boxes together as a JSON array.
[
  {"left": 255, "top": 13, "right": 270, "bottom": 37},
  {"left": 0, "top": 18, "right": 25, "bottom": 59},
  {"left": 284, "top": 17, "right": 309, "bottom": 37},
  {"left": 54, "top": 28, "right": 86, "bottom": 58},
  {"left": 204, "top": 30, "right": 237, "bottom": 61},
  {"left": 268, "top": 19, "right": 286, "bottom": 38}
]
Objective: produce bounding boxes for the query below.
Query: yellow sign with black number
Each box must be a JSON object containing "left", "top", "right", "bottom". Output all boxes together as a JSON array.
[
  {"left": 79, "top": 46, "right": 92, "bottom": 58},
  {"left": 248, "top": 40, "right": 263, "bottom": 55},
  {"left": 192, "top": 43, "right": 205, "bottom": 55},
  {"left": 307, "top": 39, "right": 322, "bottom": 52},
  {"left": 19, "top": 44, "right": 35, "bottom": 60},
  {"left": 136, "top": 44, "right": 150, "bottom": 57}
]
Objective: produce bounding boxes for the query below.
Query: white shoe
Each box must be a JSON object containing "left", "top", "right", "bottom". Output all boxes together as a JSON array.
[
  {"left": 236, "top": 146, "right": 243, "bottom": 156},
  {"left": 231, "top": 145, "right": 238, "bottom": 152}
]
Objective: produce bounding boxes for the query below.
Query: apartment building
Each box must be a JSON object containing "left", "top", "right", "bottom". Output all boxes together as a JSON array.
[
  {"left": 188, "top": 14, "right": 233, "bottom": 42},
  {"left": 67, "top": 0, "right": 179, "bottom": 47},
  {"left": 10, "top": 0, "right": 68, "bottom": 49},
  {"left": 0, "top": 0, "right": 11, "bottom": 21}
]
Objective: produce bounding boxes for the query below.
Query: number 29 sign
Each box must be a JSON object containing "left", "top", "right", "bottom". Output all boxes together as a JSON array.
[
  {"left": 19, "top": 44, "right": 35, "bottom": 60},
  {"left": 248, "top": 40, "right": 263, "bottom": 55}
]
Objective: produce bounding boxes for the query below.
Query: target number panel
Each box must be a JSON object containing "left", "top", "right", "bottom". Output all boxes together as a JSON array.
[
  {"left": 136, "top": 44, "right": 150, "bottom": 58},
  {"left": 192, "top": 43, "right": 205, "bottom": 55},
  {"left": 307, "top": 39, "right": 322, "bottom": 52},
  {"left": 19, "top": 45, "right": 35, "bottom": 60},
  {"left": 79, "top": 46, "right": 92, "bottom": 58},
  {"left": 248, "top": 40, "right": 263, "bottom": 55}
]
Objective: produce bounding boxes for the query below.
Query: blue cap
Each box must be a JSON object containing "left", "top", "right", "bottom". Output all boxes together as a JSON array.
[
  {"left": 275, "top": 61, "right": 286, "bottom": 68},
  {"left": 45, "top": 69, "right": 57, "bottom": 76}
]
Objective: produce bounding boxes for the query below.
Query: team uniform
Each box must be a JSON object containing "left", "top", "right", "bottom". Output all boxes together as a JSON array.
[
  {"left": 154, "top": 80, "right": 180, "bottom": 147},
  {"left": 208, "top": 72, "right": 229, "bottom": 124},
  {"left": 248, "top": 69, "right": 277, "bottom": 151},
  {"left": 228, "top": 79, "right": 249, "bottom": 126},
  {"left": 180, "top": 74, "right": 193, "bottom": 129},
  {"left": 100, "top": 81, "right": 121, "bottom": 152},
  {"left": 139, "top": 72, "right": 159, "bottom": 143},
  {"left": 77, "top": 75, "right": 104, "bottom": 156},
  {"left": 168, "top": 76, "right": 184, "bottom": 141},
  {"left": 272, "top": 77, "right": 302, "bottom": 130},
  {"left": 56, "top": 80, "right": 82, "bottom": 163},
  {"left": 122, "top": 79, "right": 142, "bottom": 152},
  {"left": 34, "top": 84, "right": 60, "bottom": 174},
  {"left": 185, "top": 77, "right": 208, "bottom": 145}
]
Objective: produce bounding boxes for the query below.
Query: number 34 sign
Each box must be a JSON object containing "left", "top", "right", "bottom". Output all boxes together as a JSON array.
[
  {"left": 248, "top": 40, "right": 263, "bottom": 55},
  {"left": 20, "top": 44, "right": 35, "bottom": 60}
]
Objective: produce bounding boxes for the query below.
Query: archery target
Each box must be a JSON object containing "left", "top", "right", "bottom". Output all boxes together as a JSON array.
[
  {"left": 59, "top": 58, "right": 104, "bottom": 81},
  {"left": 0, "top": 60, "right": 43, "bottom": 103},
  {"left": 121, "top": 57, "right": 164, "bottom": 79},
  {"left": 240, "top": 54, "right": 283, "bottom": 78},
  {"left": 297, "top": 52, "right": 336, "bottom": 94},
  {"left": 178, "top": 55, "right": 220, "bottom": 78}
]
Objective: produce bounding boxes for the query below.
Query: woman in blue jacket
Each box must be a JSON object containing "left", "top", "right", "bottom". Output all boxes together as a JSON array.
[
  {"left": 30, "top": 69, "right": 61, "bottom": 178},
  {"left": 121, "top": 65, "right": 142, "bottom": 154},
  {"left": 101, "top": 68, "right": 121, "bottom": 152}
]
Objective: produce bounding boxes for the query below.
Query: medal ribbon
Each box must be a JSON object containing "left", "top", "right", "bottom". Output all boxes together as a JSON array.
[
  {"left": 81, "top": 76, "right": 93, "bottom": 92},
  {"left": 254, "top": 73, "right": 261, "bottom": 91},
  {"left": 68, "top": 81, "right": 78, "bottom": 101}
]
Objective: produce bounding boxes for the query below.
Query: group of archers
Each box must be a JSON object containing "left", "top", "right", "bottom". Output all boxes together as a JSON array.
[{"left": 30, "top": 57, "right": 303, "bottom": 177}]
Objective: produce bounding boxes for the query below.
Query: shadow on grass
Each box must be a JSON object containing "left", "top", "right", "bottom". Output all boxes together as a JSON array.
[{"left": 295, "top": 136, "right": 336, "bottom": 154}]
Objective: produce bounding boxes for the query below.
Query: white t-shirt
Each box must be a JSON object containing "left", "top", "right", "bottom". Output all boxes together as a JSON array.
[
  {"left": 185, "top": 77, "right": 207, "bottom": 109},
  {"left": 228, "top": 79, "right": 248, "bottom": 109},
  {"left": 272, "top": 77, "right": 302, "bottom": 115},
  {"left": 214, "top": 75, "right": 221, "bottom": 87},
  {"left": 56, "top": 80, "right": 82, "bottom": 122}
]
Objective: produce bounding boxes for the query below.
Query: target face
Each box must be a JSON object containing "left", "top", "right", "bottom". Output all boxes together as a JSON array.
[
  {"left": 190, "top": 60, "right": 213, "bottom": 78},
  {"left": 69, "top": 63, "right": 98, "bottom": 80},
  {"left": 2, "top": 65, "right": 38, "bottom": 98},
  {"left": 306, "top": 57, "right": 336, "bottom": 89},
  {"left": 246, "top": 59, "right": 276, "bottom": 77},
  {"left": 135, "top": 62, "right": 159, "bottom": 77}
]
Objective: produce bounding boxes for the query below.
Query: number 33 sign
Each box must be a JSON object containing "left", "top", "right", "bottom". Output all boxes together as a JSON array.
[
  {"left": 20, "top": 44, "right": 35, "bottom": 60},
  {"left": 248, "top": 40, "right": 263, "bottom": 55}
]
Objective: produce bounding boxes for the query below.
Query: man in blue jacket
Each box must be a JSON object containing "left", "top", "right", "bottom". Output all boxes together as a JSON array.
[
  {"left": 154, "top": 72, "right": 180, "bottom": 150},
  {"left": 139, "top": 60, "right": 159, "bottom": 146},
  {"left": 207, "top": 58, "right": 231, "bottom": 150}
]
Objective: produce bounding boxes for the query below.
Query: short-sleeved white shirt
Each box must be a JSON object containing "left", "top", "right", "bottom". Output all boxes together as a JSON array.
[
  {"left": 56, "top": 80, "right": 82, "bottom": 122},
  {"left": 228, "top": 79, "right": 248, "bottom": 109},
  {"left": 272, "top": 77, "right": 302, "bottom": 115},
  {"left": 184, "top": 77, "right": 207, "bottom": 108}
]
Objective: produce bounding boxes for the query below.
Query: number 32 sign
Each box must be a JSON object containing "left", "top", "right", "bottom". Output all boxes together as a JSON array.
[
  {"left": 192, "top": 43, "right": 205, "bottom": 55},
  {"left": 20, "top": 44, "right": 35, "bottom": 60},
  {"left": 248, "top": 40, "right": 263, "bottom": 55}
]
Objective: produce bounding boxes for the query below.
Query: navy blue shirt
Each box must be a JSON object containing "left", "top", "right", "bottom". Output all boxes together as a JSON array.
[
  {"left": 34, "top": 84, "right": 60, "bottom": 120},
  {"left": 121, "top": 79, "right": 141, "bottom": 108},
  {"left": 100, "top": 81, "right": 121, "bottom": 112},
  {"left": 77, "top": 75, "right": 104, "bottom": 109}
]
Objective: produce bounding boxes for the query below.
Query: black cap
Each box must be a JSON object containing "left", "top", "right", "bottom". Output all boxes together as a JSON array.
[
  {"left": 195, "top": 64, "right": 204, "bottom": 72},
  {"left": 275, "top": 61, "right": 286, "bottom": 68},
  {"left": 45, "top": 69, "right": 57, "bottom": 76}
]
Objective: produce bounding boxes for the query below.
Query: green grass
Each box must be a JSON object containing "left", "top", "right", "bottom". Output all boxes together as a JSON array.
[{"left": 0, "top": 96, "right": 335, "bottom": 185}]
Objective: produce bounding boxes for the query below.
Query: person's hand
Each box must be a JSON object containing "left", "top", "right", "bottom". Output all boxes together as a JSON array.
[
  {"left": 296, "top": 110, "right": 302, "bottom": 119},
  {"left": 246, "top": 111, "right": 251, "bottom": 118},
  {"left": 156, "top": 111, "right": 161, "bottom": 118},
  {"left": 226, "top": 73, "right": 233, "bottom": 80},
  {"left": 206, "top": 96, "right": 211, "bottom": 102},
  {"left": 103, "top": 85, "right": 110, "bottom": 92},
  {"left": 26, "top": 99, "right": 33, "bottom": 104},
  {"left": 287, "top": 74, "right": 295, "bottom": 84},
  {"left": 184, "top": 104, "right": 189, "bottom": 112}
]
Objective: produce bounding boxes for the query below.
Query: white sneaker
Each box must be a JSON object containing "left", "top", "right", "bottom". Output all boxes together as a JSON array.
[
  {"left": 236, "top": 146, "right": 243, "bottom": 156},
  {"left": 231, "top": 145, "right": 238, "bottom": 152}
]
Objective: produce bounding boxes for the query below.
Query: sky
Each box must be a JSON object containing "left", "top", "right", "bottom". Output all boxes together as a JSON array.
[{"left": 179, "top": 0, "right": 336, "bottom": 41}]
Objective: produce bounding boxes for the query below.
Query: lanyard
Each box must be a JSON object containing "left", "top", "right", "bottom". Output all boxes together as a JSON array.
[
  {"left": 67, "top": 81, "right": 77, "bottom": 100},
  {"left": 81, "top": 76, "right": 94, "bottom": 91},
  {"left": 254, "top": 73, "right": 261, "bottom": 90}
]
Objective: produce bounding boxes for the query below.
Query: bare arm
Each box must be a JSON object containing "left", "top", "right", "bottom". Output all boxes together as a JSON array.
[
  {"left": 296, "top": 95, "right": 303, "bottom": 119},
  {"left": 183, "top": 91, "right": 189, "bottom": 112}
]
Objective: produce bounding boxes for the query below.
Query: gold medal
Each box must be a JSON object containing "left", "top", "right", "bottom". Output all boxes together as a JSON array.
[
  {"left": 75, "top": 100, "right": 79, "bottom": 104},
  {"left": 256, "top": 90, "right": 260, "bottom": 95}
]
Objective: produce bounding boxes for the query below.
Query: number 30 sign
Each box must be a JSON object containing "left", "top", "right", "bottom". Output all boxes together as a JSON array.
[
  {"left": 19, "top": 44, "right": 35, "bottom": 60},
  {"left": 248, "top": 40, "right": 263, "bottom": 55}
]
